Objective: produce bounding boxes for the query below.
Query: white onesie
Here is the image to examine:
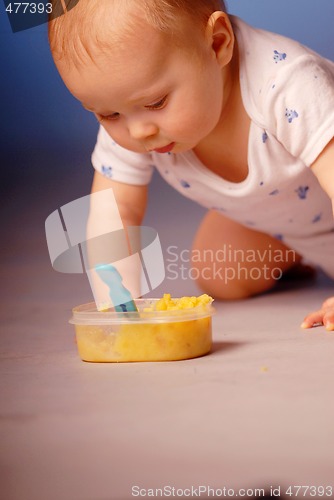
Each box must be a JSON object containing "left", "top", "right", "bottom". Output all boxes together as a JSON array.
[{"left": 91, "top": 16, "right": 334, "bottom": 278}]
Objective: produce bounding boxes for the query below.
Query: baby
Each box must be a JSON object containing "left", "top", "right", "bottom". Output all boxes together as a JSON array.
[{"left": 48, "top": 0, "right": 334, "bottom": 330}]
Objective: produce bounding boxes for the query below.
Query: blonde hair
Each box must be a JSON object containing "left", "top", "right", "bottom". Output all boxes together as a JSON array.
[
  {"left": 143, "top": 0, "right": 227, "bottom": 32},
  {"left": 49, "top": 0, "right": 227, "bottom": 66}
]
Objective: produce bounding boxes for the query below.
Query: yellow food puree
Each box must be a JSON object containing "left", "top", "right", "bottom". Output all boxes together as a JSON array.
[
  {"left": 75, "top": 294, "right": 213, "bottom": 362},
  {"left": 148, "top": 293, "right": 213, "bottom": 311}
]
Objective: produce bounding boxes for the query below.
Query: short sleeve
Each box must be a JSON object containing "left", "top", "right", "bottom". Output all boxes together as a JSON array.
[
  {"left": 263, "top": 54, "right": 334, "bottom": 166},
  {"left": 91, "top": 126, "right": 155, "bottom": 185}
]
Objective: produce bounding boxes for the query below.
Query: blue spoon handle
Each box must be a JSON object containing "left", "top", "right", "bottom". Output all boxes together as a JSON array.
[{"left": 95, "top": 264, "right": 138, "bottom": 312}]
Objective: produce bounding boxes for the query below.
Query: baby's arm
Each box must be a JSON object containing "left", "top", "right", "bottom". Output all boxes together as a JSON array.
[
  {"left": 301, "top": 137, "right": 334, "bottom": 331},
  {"left": 90, "top": 170, "right": 148, "bottom": 227},
  {"left": 87, "top": 171, "right": 148, "bottom": 301}
]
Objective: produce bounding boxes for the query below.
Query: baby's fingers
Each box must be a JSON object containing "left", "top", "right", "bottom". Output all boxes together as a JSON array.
[
  {"left": 323, "top": 310, "right": 334, "bottom": 331},
  {"left": 301, "top": 309, "right": 334, "bottom": 331},
  {"left": 301, "top": 310, "right": 324, "bottom": 329}
]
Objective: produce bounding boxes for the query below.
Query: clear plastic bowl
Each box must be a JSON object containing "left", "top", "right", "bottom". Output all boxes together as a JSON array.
[{"left": 69, "top": 299, "right": 214, "bottom": 362}]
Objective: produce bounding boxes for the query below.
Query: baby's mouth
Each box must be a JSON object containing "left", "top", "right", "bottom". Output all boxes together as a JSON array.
[{"left": 151, "top": 142, "right": 175, "bottom": 154}]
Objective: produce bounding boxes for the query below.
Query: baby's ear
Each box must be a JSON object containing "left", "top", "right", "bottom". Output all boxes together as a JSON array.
[{"left": 206, "top": 11, "right": 234, "bottom": 67}]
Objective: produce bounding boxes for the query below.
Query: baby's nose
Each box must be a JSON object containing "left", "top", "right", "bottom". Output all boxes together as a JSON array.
[{"left": 128, "top": 119, "right": 159, "bottom": 140}]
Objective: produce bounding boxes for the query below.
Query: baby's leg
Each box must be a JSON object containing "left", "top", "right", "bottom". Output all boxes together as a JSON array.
[{"left": 191, "top": 210, "right": 301, "bottom": 299}]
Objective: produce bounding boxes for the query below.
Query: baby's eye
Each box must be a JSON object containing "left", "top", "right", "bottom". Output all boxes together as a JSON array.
[
  {"left": 98, "top": 112, "right": 120, "bottom": 122},
  {"left": 145, "top": 95, "right": 168, "bottom": 111}
]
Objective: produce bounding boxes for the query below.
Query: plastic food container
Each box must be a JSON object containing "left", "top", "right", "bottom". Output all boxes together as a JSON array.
[{"left": 69, "top": 299, "right": 214, "bottom": 362}]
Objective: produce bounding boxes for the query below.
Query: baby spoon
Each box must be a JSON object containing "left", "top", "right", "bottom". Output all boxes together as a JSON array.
[{"left": 95, "top": 263, "right": 138, "bottom": 312}]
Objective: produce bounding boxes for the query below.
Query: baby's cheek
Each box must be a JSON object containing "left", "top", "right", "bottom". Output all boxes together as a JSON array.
[
  {"left": 175, "top": 106, "right": 218, "bottom": 140},
  {"left": 102, "top": 125, "right": 142, "bottom": 153},
  {"left": 169, "top": 111, "right": 203, "bottom": 135}
]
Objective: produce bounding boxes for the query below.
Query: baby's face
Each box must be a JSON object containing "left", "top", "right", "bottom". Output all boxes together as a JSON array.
[{"left": 58, "top": 13, "right": 230, "bottom": 155}]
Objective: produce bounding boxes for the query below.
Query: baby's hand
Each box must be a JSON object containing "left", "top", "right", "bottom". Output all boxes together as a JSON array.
[{"left": 301, "top": 297, "right": 334, "bottom": 331}]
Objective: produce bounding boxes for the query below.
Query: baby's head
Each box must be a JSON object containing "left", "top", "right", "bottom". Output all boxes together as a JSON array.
[
  {"left": 49, "top": 0, "right": 227, "bottom": 66},
  {"left": 49, "top": 0, "right": 234, "bottom": 155}
]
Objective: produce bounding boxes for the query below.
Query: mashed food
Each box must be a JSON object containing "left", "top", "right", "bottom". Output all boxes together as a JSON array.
[
  {"left": 150, "top": 293, "right": 213, "bottom": 311},
  {"left": 73, "top": 294, "right": 214, "bottom": 362}
]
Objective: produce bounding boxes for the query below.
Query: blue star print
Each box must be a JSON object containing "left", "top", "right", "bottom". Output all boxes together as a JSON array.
[
  {"left": 285, "top": 108, "right": 299, "bottom": 123},
  {"left": 262, "top": 132, "right": 268, "bottom": 143},
  {"left": 273, "top": 50, "right": 287, "bottom": 63},
  {"left": 312, "top": 213, "right": 322, "bottom": 223},
  {"left": 101, "top": 165, "right": 113, "bottom": 178},
  {"left": 295, "top": 186, "right": 309, "bottom": 200},
  {"left": 180, "top": 180, "right": 191, "bottom": 188}
]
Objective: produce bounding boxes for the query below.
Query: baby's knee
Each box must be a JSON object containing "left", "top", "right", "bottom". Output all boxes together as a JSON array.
[{"left": 191, "top": 260, "right": 278, "bottom": 300}]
